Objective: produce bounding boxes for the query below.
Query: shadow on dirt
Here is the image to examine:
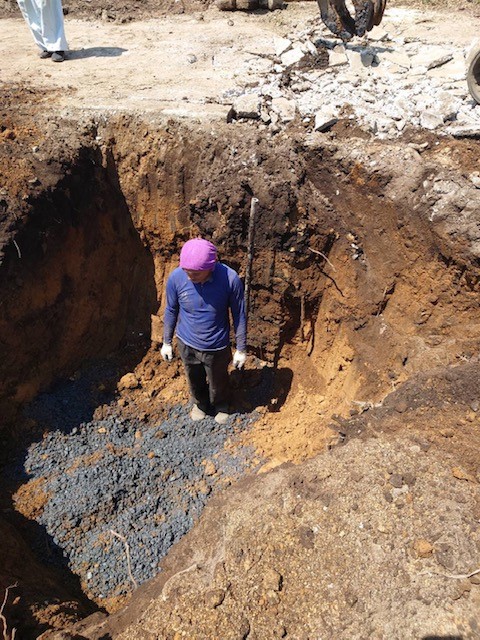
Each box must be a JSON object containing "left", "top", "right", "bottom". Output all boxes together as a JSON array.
[
  {"left": 69, "top": 47, "right": 128, "bottom": 59},
  {"left": 0, "top": 142, "right": 157, "bottom": 429},
  {"left": 231, "top": 363, "right": 293, "bottom": 413},
  {"left": 0, "top": 510, "right": 99, "bottom": 638},
  {"left": 0, "top": 142, "right": 159, "bottom": 636},
  {"left": 23, "top": 344, "right": 149, "bottom": 435}
]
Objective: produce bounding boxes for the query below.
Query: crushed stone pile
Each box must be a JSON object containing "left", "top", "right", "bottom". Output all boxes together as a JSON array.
[{"left": 7, "top": 393, "right": 260, "bottom": 603}]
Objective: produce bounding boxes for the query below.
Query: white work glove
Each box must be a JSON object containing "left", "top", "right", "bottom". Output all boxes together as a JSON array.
[
  {"left": 161, "top": 343, "right": 173, "bottom": 361},
  {"left": 233, "top": 350, "right": 247, "bottom": 370}
]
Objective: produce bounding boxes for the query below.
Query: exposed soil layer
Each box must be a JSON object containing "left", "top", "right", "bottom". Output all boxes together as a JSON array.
[
  {"left": 1, "top": 7, "right": 480, "bottom": 636},
  {"left": 0, "top": 0, "right": 209, "bottom": 20}
]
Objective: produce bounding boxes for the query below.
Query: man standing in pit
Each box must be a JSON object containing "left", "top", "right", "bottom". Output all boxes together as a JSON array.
[
  {"left": 161, "top": 238, "right": 247, "bottom": 424},
  {"left": 16, "top": 0, "right": 68, "bottom": 62}
]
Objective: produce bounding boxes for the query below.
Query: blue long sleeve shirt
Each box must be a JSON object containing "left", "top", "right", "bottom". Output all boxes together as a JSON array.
[{"left": 163, "top": 263, "right": 247, "bottom": 352}]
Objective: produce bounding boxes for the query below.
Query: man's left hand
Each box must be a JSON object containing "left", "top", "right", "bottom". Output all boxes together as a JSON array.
[{"left": 233, "top": 350, "right": 247, "bottom": 369}]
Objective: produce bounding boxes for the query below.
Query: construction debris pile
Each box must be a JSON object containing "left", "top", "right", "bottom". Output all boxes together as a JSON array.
[{"left": 222, "top": 11, "right": 479, "bottom": 137}]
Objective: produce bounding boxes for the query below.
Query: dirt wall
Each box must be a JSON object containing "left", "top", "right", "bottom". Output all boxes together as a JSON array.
[
  {"left": 2, "top": 112, "right": 479, "bottom": 440},
  {"left": 0, "top": 140, "right": 156, "bottom": 426}
]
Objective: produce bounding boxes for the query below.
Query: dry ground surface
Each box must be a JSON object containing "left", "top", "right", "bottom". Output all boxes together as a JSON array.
[
  {"left": 1, "top": 1, "right": 480, "bottom": 117},
  {"left": 1, "top": 0, "right": 480, "bottom": 638}
]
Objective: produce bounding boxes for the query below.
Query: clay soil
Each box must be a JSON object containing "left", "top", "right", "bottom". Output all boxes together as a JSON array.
[{"left": 1, "top": 0, "right": 480, "bottom": 638}]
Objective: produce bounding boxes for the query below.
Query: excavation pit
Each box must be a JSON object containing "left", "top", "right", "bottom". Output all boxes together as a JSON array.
[{"left": 1, "top": 110, "right": 479, "bottom": 636}]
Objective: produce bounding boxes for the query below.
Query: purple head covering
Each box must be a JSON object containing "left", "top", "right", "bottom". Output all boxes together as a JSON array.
[{"left": 179, "top": 238, "right": 217, "bottom": 271}]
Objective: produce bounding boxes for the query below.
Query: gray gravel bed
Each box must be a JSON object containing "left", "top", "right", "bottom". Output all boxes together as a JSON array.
[{"left": 13, "top": 404, "right": 260, "bottom": 601}]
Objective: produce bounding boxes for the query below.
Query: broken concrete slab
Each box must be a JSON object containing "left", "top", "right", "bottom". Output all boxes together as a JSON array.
[
  {"left": 274, "top": 37, "right": 292, "bottom": 57},
  {"left": 300, "top": 40, "right": 318, "bottom": 57},
  {"left": 382, "top": 102, "right": 406, "bottom": 121},
  {"left": 377, "top": 50, "right": 411, "bottom": 69},
  {"left": 437, "top": 93, "right": 461, "bottom": 122},
  {"left": 314, "top": 107, "right": 338, "bottom": 131},
  {"left": 232, "top": 92, "right": 261, "bottom": 119},
  {"left": 373, "top": 116, "right": 396, "bottom": 133},
  {"left": 449, "top": 123, "right": 480, "bottom": 138},
  {"left": 376, "top": 62, "right": 409, "bottom": 76},
  {"left": 281, "top": 47, "right": 305, "bottom": 67},
  {"left": 328, "top": 48, "right": 348, "bottom": 67},
  {"left": 270, "top": 97, "right": 297, "bottom": 122},
  {"left": 346, "top": 49, "right": 375, "bottom": 70},
  {"left": 419, "top": 111, "right": 444, "bottom": 130},
  {"left": 427, "top": 53, "right": 467, "bottom": 81},
  {"left": 367, "top": 28, "right": 390, "bottom": 42},
  {"left": 409, "top": 46, "right": 455, "bottom": 71},
  {"left": 426, "top": 53, "right": 454, "bottom": 71}
]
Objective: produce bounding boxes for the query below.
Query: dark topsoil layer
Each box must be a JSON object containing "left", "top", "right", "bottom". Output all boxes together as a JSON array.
[
  {"left": 1, "top": 0, "right": 209, "bottom": 20},
  {"left": 3, "top": 0, "right": 480, "bottom": 21}
]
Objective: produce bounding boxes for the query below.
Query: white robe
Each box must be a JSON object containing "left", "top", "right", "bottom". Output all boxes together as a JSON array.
[{"left": 17, "top": 0, "right": 68, "bottom": 52}]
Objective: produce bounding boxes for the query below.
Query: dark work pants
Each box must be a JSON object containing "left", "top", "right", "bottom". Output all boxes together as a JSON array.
[{"left": 177, "top": 338, "right": 232, "bottom": 413}]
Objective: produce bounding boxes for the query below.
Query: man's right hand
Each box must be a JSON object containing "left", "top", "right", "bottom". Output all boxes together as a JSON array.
[
  {"left": 233, "top": 350, "right": 247, "bottom": 369},
  {"left": 161, "top": 343, "right": 173, "bottom": 361}
]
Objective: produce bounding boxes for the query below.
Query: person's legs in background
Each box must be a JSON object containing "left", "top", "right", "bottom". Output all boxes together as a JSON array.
[
  {"left": 16, "top": 0, "right": 68, "bottom": 60},
  {"left": 16, "top": 0, "right": 44, "bottom": 51},
  {"left": 40, "top": 0, "right": 68, "bottom": 57}
]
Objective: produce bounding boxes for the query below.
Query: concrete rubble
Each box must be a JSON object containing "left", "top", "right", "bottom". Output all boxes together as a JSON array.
[{"left": 225, "top": 20, "right": 480, "bottom": 138}]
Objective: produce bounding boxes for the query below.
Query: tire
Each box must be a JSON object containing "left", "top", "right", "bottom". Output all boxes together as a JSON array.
[{"left": 467, "top": 47, "right": 480, "bottom": 105}]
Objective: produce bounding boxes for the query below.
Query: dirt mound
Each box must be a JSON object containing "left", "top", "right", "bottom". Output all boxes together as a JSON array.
[{"left": 0, "top": 518, "right": 94, "bottom": 637}]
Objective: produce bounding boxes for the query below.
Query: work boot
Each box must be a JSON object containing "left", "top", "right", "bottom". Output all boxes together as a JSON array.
[
  {"left": 214, "top": 411, "right": 229, "bottom": 425},
  {"left": 51, "top": 51, "right": 65, "bottom": 62},
  {"left": 190, "top": 404, "right": 206, "bottom": 421},
  {"left": 39, "top": 50, "right": 52, "bottom": 59}
]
